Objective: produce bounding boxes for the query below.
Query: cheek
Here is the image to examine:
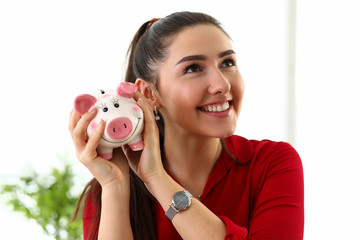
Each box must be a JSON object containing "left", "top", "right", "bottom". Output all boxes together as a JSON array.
[
  {"left": 177, "top": 88, "right": 197, "bottom": 106},
  {"left": 131, "top": 106, "right": 141, "bottom": 112},
  {"left": 232, "top": 74, "right": 245, "bottom": 98},
  {"left": 231, "top": 74, "right": 245, "bottom": 114},
  {"left": 131, "top": 105, "right": 143, "bottom": 118},
  {"left": 89, "top": 119, "right": 99, "bottom": 130},
  {"left": 173, "top": 83, "right": 204, "bottom": 107}
]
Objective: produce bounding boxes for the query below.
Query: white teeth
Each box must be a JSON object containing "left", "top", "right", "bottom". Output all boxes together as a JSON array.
[{"left": 202, "top": 102, "right": 230, "bottom": 112}]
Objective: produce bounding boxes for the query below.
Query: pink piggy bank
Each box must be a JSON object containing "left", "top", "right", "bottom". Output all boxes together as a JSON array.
[{"left": 74, "top": 82, "right": 144, "bottom": 159}]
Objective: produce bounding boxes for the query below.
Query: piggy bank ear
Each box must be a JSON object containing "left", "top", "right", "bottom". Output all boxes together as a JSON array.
[
  {"left": 117, "top": 82, "right": 139, "bottom": 98},
  {"left": 74, "top": 94, "right": 97, "bottom": 114}
]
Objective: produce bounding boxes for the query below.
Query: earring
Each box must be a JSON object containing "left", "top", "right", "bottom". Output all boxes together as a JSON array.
[{"left": 154, "top": 106, "right": 160, "bottom": 121}]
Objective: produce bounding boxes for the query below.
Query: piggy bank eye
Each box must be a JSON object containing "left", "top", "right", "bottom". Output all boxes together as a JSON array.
[
  {"left": 99, "top": 103, "right": 108, "bottom": 112},
  {"left": 99, "top": 89, "right": 105, "bottom": 94},
  {"left": 112, "top": 99, "right": 120, "bottom": 108}
]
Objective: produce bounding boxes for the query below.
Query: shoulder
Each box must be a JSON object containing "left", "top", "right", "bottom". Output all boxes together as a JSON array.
[
  {"left": 225, "top": 135, "right": 302, "bottom": 169},
  {"left": 225, "top": 135, "right": 304, "bottom": 206}
]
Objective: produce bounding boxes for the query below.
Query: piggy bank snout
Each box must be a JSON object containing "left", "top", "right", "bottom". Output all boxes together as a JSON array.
[{"left": 106, "top": 117, "right": 133, "bottom": 140}]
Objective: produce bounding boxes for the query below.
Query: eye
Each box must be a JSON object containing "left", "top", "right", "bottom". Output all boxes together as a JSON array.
[
  {"left": 99, "top": 89, "right": 105, "bottom": 94},
  {"left": 221, "top": 58, "right": 235, "bottom": 68},
  {"left": 99, "top": 103, "right": 108, "bottom": 112},
  {"left": 112, "top": 99, "right": 119, "bottom": 108},
  {"left": 184, "top": 64, "right": 201, "bottom": 74}
]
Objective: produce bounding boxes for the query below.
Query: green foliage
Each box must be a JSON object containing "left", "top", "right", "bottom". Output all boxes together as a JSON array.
[{"left": 1, "top": 156, "right": 83, "bottom": 240}]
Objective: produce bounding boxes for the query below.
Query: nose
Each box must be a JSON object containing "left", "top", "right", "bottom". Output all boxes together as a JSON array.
[
  {"left": 106, "top": 117, "right": 133, "bottom": 140},
  {"left": 208, "top": 68, "right": 231, "bottom": 95}
]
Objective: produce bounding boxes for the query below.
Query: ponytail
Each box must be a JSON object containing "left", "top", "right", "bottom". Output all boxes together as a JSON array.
[{"left": 125, "top": 21, "right": 150, "bottom": 84}]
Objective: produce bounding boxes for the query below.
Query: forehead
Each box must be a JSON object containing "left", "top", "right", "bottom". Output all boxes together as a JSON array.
[{"left": 167, "top": 24, "right": 233, "bottom": 62}]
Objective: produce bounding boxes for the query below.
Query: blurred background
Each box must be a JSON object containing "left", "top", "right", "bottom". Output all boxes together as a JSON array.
[{"left": 0, "top": 0, "right": 359, "bottom": 239}]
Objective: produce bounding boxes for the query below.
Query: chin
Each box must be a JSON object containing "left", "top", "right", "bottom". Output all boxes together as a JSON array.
[
  {"left": 216, "top": 131, "right": 235, "bottom": 139},
  {"left": 206, "top": 126, "right": 237, "bottom": 139}
]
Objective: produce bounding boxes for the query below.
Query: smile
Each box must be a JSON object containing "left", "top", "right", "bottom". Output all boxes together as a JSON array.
[{"left": 201, "top": 101, "right": 230, "bottom": 113}]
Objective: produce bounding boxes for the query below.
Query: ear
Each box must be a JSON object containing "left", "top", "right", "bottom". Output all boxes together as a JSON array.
[
  {"left": 135, "top": 78, "right": 161, "bottom": 107},
  {"left": 74, "top": 94, "right": 97, "bottom": 114},
  {"left": 116, "top": 82, "right": 139, "bottom": 98}
]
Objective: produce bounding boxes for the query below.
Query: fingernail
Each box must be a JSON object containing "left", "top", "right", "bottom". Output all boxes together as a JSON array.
[
  {"left": 88, "top": 105, "right": 96, "bottom": 113},
  {"left": 137, "top": 98, "right": 144, "bottom": 105}
]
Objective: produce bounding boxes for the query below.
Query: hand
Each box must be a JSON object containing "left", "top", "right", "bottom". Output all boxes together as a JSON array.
[
  {"left": 122, "top": 92, "right": 166, "bottom": 185},
  {"left": 68, "top": 108, "right": 130, "bottom": 188}
]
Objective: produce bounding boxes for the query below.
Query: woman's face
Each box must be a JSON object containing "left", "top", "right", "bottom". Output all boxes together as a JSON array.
[{"left": 156, "top": 24, "right": 245, "bottom": 138}]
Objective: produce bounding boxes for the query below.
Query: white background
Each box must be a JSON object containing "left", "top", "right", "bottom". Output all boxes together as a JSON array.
[{"left": 0, "top": 0, "right": 359, "bottom": 239}]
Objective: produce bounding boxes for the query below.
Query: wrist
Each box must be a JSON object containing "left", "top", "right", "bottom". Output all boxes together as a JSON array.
[
  {"left": 165, "top": 190, "right": 193, "bottom": 220},
  {"left": 101, "top": 178, "right": 130, "bottom": 199},
  {"left": 145, "top": 171, "right": 184, "bottom": 211},
  {"left": 145, "top": 170, "right": 171, "bottom": 193}
]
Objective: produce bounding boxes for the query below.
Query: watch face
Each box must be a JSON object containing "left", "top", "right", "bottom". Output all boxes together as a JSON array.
[{"left": 173, "top": 191, "right": 190, "bottom": 210}]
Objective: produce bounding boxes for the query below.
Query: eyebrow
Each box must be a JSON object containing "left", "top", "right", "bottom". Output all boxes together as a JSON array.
[
  {"left": 175, "top": 49, "right": 236, "bottom": 66},
  {"left": 219, "top": 49, "right": 236, "bottom": 58}
]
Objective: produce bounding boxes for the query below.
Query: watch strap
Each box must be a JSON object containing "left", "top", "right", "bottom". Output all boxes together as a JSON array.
[{"left": 165, "top": 203, "right": 179, "bottom": 220}]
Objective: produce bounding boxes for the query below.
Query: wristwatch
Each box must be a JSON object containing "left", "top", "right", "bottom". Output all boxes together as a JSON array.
[{"left": 165, "top": 190, "right": 193, "bottom": 220}]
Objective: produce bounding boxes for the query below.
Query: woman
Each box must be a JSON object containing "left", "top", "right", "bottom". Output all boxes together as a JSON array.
[{"left": 69, "top": 11, "right": 304, "bottom": 240}]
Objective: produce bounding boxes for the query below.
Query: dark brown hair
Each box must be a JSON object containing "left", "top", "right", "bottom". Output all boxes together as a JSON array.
[{"left": 73, "top": 11, "right": 234, "bottom": 240}]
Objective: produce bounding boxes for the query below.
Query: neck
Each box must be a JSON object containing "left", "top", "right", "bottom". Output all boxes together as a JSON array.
[{"left": 162, "top": 130, "right": 222, "bottom": 197}]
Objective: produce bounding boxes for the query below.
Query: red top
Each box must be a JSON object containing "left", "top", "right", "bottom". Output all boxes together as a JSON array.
[{"left": 83, "top": 135, "right": 304, "bottom": 239}]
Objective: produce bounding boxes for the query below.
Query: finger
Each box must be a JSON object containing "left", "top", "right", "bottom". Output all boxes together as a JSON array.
[
  {"left": 136, "top": 96, "right": 159, "bottom": 136},
  {"left": 134, "top": 91, "right": 152, "bottom": 109},
  {"left": 83, "top": 119, "right": 105, "bottom": 161},
  {"left": 72, "top": 108, "right": 97, "bottom": 150},
  {"left": 134, "top": 92, "right": 155, "bottom": 122},
  {"left": 68, "top": 109, "right": 81, "bottom": 133},
  {"left": 133, "top": 91, "right": 158, "bottom": 133},
  {"left": 133, "top": 91, "right": 142, "bottom": 101}
]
